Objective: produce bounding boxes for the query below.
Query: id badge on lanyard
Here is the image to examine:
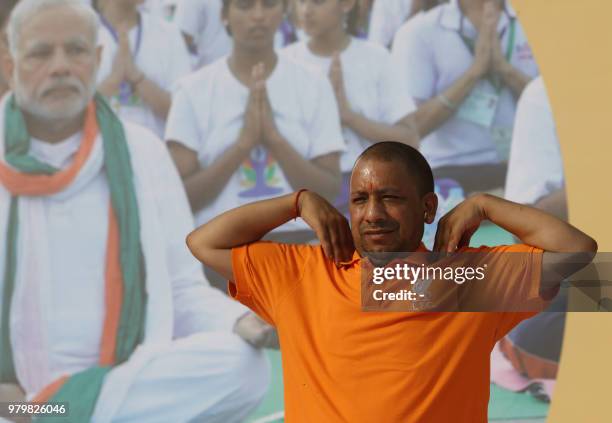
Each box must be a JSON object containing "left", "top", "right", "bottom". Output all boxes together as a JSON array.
[
  {"left": 456, "top": 16, "right": 516, "bottom": 160},
  {"left": 101, "top": 15, "right": 143, "bottom": 110}
]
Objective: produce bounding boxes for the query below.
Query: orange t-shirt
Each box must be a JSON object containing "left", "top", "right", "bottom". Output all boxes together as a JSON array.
[{"left": 229, "top": 242, "right": 546, "bottom": 423}]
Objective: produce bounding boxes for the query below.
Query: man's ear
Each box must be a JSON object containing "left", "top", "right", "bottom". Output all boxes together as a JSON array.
[
  {"left": 0, "top": 50, "right": 15, "bottom": 90},
  {"left": 423, "top": 192, "right": 438, "bottom": 224}
]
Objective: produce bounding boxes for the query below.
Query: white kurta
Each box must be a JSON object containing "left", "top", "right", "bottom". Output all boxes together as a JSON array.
[
  {"left": 505, "top": 76, "right": 564, "bottom": 204},
  {"left": 0, "top": 97, "right": 268, "bottom": 422}
]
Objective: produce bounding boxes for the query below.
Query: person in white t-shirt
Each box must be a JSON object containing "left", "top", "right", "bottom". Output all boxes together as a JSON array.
[
  {"left": 174, "top": 0, "right": 233, "bottom": 68},
  {"left": 505, "top": 76, "right": 566, "bottom": 220},
  {"left": 368, "top": 0, "right": 414, "bottom": 47},
  {"left": 392, "top": 0, "right": 539, "bottom": 193},
  {"left": 95, "top": 0, "right": 192, "bottom": 138},
  {"left": 166, "top": 0, "right": 344, "bottom": 246},
  {"left": 368, "top": 0, "right": 446, "bottom": 48},
  {"left": 284, "top": 0, "right": 419, "bottom": 210},
  {"left": 175, "top": 0, "right": 300, "bottom": 70}
]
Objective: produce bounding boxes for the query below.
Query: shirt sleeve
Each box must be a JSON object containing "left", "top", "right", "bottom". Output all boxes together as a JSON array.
[
  {"left": 306, "top": 75, "right": 347, "bottom": 159},
  {"left": 229, "top": 242, "right": 315, "bottom": 326},
  {"left": 164, "top": 83, "right": 200, "bottom": 151},
  {"left": 377, "top": 49, "right": 417, "bottom": 124},
  {"left": 505, "top": 78, "right": 564, "bottom": 205},
  {"left": 391, "top": 19, "right": 437, "bottom": 101},
  {"left": 461, "top": 244, "right": 548, "bottom": 341},
  {"left": 461, "top": 244, "right": 546, "bottom": 312}
]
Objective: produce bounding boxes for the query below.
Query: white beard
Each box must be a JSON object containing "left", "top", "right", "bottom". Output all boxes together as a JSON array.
[{"left": 13, "top": 71, "right": 97, "bottom": 122}]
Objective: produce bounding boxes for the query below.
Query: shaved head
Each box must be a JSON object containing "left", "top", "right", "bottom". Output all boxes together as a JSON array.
[{"left": 354, "top": 142, "right": 434, "bottom": 197}]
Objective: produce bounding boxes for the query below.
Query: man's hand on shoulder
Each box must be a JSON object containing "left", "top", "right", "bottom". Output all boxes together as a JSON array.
[
  {"left": 433, "top": 194, "right": 486, "bottom": 253},
  {"left": 298, "top": 191, "right": 354, "bottom": 265}
]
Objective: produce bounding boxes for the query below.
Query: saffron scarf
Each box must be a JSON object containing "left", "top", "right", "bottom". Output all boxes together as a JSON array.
[{"left": 0, "top": 94, "right": 146, "bottom": 422}]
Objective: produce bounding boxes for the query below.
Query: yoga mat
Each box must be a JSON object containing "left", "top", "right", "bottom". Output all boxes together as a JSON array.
[{"left": 488, "top": 384, "right": 549, "bottom": 420}]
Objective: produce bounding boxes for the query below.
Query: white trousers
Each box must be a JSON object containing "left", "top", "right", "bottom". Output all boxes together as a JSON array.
[{"left": 92, "top": 332, "right": 270, "bottom": 423}]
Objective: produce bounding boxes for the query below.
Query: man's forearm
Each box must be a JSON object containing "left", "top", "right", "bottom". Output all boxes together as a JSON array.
[
  {"left": 413, "top": 66, "right": 481, "bottom": 138},
  {"left": 187, "top": 193, "right": 297, "bottom": 279},
  {"left": 344, "top": 111, "right": 419, "bottom": 149},
  {"left": 267, "top": 135, "right": 340, "bottom": 201},
  {"left": 134, "top": 77, "right": 172, "bottom": 119},
  {"left": 478, "top": 193, "right": 596, "bottom": 253},
  {"left": 183, "top": 141, "right": 251, "bottom": 212},
  {"left": 188, "top": 194, "right": 296, "bottom": 252},
  {"left": 497, "top": 62, "right": 531, "bottom": 98}
]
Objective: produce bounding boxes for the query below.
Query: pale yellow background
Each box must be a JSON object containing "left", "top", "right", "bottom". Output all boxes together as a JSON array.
[{"left": 513, "top": 1, "right": 612, "bottom": 421}]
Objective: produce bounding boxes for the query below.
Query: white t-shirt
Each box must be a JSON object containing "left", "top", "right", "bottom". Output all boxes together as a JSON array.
[
  {"left": 505, "top": 77, "right": 563, "bottom": 204},
  {"left": 173, "top": 0, "right": 232, "bottom": 68},
  {"left": 282, "top": 38, "right": 416, "bottom": 172},
  {"left": 392, "top": 0, "right": 539, "bottom": 168},
  {"left": 368, "top": 0, "right": 414, "bottom": 48},
  {"left": 97, "top": 11, "right": 192, "bottom": 138},
  {"left": 165, "top": 55, "right": 345, "bottom": 231}
]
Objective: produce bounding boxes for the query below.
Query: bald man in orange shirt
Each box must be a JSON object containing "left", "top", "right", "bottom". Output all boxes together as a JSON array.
[{"left": 187, "top": 142, "right": 596, "bottom": 422}]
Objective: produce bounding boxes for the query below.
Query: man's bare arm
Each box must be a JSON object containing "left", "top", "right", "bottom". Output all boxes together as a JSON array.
[
  {"left": 475, "top": 194, "right": 595, "bottom": 254},
  {"left": 186, "top": 192, "right": 353, "bottom": 281},
  {"left": 533, "top": 187, "right": 568, "bottom": 222},
  {"left": 434, "top": 194, "right": 597, "bottom": 293}
]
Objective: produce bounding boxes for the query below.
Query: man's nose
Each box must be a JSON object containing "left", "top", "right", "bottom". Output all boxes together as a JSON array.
[
  {"left": 251, "top": 2, "right": 265, "bottom": 20},
  {"left": 364, "top": 198, "right": 387, "bottom": 223},
  {"left": 48, "top": 49, "right": 71, "bottom": 77}
]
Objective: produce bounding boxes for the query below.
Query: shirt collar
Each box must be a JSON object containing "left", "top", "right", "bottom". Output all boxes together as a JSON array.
[
  {"left": 340, "top": 242, "right": 430, "bottom": 267},
  {"left": 438, "top": 0, "right": 516, "bottom": 35}
]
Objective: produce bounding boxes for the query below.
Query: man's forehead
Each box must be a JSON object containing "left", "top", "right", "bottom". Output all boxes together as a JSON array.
[
  {"left": 351, "top": 158, "right": 412, "bottom": 182},
  {"left": 350, "top": 157, "right": 413, "bottom": 187},
  {"left": 19, "top": 6, "right": 95, "bottom": 46}
]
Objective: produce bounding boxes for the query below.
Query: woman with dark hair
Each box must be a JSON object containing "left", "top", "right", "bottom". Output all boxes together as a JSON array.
[
  {"left": 283, "top": 0, "right": 420, "bottom": 211},
  {"left": 94, "top": 0, "right": 192, "bottom": 137},
  {"left": 165, "top": 0, "right": 345, "bottom": 287},
  {"left": 0, "top": 0, "right": 18, "bottom": 98}
]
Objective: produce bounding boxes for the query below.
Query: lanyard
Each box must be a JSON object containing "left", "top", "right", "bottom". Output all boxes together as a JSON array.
[
  {"left": 101, "top": 14, "right": 143, "bottom": 105},
  {"left": 458, "top": 15, "right": 516, "bottom": 93}
]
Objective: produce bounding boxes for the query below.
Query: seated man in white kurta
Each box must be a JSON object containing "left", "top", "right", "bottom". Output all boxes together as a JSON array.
[{"left": 0, "top": 1, "right": 268, "bottom": 422}]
